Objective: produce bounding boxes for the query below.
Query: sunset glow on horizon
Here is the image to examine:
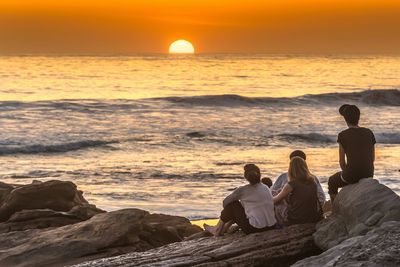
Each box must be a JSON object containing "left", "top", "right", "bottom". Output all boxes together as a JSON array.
[{"left": 0, "top": 0, "right": 399, "bottom": 54}]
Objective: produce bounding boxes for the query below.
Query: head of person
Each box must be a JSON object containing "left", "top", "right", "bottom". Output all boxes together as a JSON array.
[
  {"left": 261, "top": 177, "right": 273, "bottom": 188},
  {"left": 244, "top": 164, "right": 261, "bottom": 185},
  {"left": 288, "top": 156, "right": 313, "bottom": 183},
  {"left": 339, "top": 104, "right": 360, "bottom": 126},
  {"left": 289, "top": 150, "right": 306, "bottom": 161}
]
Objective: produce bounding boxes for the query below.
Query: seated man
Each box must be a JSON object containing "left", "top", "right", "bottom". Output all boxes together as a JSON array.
[
  {"left": 328, "top": 104, "right": 376, "bottom": 203},
  {"left": 271, "top": 150, "right": 325, "bottom": 224}
]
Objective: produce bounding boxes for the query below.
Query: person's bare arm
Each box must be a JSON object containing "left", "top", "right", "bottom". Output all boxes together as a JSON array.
[
  {"left": 273, "top": 183, "right": 293, "bottom": 204},
  {"left": 339, "top": 144, "right": 346, "bottom": 171},
  {"left": 372, "top": 145, "right": 375, "bottom": 162}
]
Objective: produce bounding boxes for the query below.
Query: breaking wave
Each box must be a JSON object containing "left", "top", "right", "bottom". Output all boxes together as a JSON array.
[{"left": 160, "top": 89, "right": 400, "bottom": 107}]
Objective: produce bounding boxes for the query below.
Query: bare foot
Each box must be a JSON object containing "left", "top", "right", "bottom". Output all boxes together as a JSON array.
[{"left": 203, "top": 224, "right": 217, "bottom": 235}]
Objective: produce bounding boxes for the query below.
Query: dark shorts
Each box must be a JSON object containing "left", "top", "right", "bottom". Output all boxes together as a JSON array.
[
  {"left": 220, "top": 201, "right": 275, "bottom": 234},
  {"left": 328, "top": 171, "right": 349, "bottom": 195},
  {"left": 328, "top": 171, "right": 370, "bottom": 194}
]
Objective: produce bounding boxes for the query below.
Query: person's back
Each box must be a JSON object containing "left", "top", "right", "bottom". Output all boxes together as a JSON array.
[
  {"left": 338, "top": 127, "right": 375, "bottom": 182},
  {"left": 287, "top": 179, "right": 319, "bottom": 224},
  {"left": 238, "top": 183, "right": 275, "bottom": 228},
  {"left": 205, "top": 164, "right": 276, "bottom": 236},
  {"left": 328, "top": 104, "right": 376, "bottom": 203},
  {"left": 273, "top": 157, "right": 322, "bottom": 225}
]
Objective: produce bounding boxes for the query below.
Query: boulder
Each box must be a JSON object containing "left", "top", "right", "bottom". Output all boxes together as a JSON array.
[
  {"left": 71, "top": 223, "right": 320, "bottom": 267},
  {"left": 0, "top": 180, "right": 92, "bottom": 222},
  {"left": 313, "top": 178, "right": 400, "bottom": 250},
  {"left": 292, "top": 221, "right": 400, "bottom": 267},
  {"left": 0, "top": 182, "right": 14, "bottom": 204},
  {"left": 0, "top": 208, "right": 202, "bottom": 267}
]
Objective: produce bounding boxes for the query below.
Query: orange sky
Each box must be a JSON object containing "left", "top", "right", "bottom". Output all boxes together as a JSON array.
[{"left": 0, "top": 0, "right": 399, "bottom": 54}]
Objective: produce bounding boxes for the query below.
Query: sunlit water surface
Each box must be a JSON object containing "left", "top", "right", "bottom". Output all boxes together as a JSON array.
[{"left": 0, "top": 55, "right": 399, "bottom": 219}]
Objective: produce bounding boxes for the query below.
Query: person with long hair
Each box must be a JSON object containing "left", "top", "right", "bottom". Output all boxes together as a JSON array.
[
  {"left": 271, "top": 150, "right": 325, "bottom": 224},
  {"left": 204, "top": 164, "right": 277, "bottom": 236},
  {"left": 273, "top": 157, "right": 322, "bottom": 225}
]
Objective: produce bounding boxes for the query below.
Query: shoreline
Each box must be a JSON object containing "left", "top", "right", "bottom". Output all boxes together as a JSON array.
[{"left": 190, "top": 218, "right": 219, "bottom": 229}]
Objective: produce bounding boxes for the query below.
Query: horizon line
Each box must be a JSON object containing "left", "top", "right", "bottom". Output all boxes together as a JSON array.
[{"left": 1, "top": 52, "right": 400, "bottom": 57}]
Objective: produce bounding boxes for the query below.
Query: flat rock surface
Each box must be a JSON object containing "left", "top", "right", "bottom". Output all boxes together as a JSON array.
[
  {"left": 72, "top": 223, "right": 320, "bottom": 267},
  {"left": 0, "top": 208, "right": 202, "bottom": 267}
]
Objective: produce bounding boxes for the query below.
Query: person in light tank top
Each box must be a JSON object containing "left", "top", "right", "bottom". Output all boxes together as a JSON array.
[{"left": 204, "top": 164, "right": 277, "bottom": 236}]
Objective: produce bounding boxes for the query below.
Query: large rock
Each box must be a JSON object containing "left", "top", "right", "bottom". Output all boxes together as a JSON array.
[
  {"left": 71, "top": 223, "right": 320, "bottom": 267},
  {"left": 313, "top": 178, "right": 400, "bottom": 250},
  {"left": 0, "top": 208, "right": 202, "bottom": 267},
  {"left": 0, "top": 180, "right": 93, "bottom": 222},
  {"left": 0, "top": 207, "right": 102, "bottom": 234},
  {"left": 292, "top": 221, "right": 400, "bottom": 267}
]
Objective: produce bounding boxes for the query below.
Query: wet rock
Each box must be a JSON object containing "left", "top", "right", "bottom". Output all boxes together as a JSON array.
[
  {"left": 71, "top": 223, "right": 320, "bottom": 267},
  {"left": 313, "top": 178, "right": 400, "bottom": 251},
  {"left": 0, "top": 208, "right": 202, "bottom": 267},
  {"left": 292, "top": 221, "right": 400, "bottom": 267}
]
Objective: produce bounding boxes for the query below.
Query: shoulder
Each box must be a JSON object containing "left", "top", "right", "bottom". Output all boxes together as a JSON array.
[
  {"left": 362, "top": 127, "right": 375, "bottom": 136},
  {"left": 360, "top": 127, "right": 376, "bottom": 140},
  {"left": 311, "top": 175, "right": 320, "bottom": 183},
  {"left": 232, "top": 185, "right": 246, "bottom": 194},
  {"left": 337, "top": 129, "right": 349, "bottom": 143},
  {"left": 287, "top": 180, "right": 297, "bottom": 187},
  {"left": 338, "top": 129, "right": 350, "bottom": 137},
  {"left": 276, "top": 173, "right": 288, "bottom": 182}
]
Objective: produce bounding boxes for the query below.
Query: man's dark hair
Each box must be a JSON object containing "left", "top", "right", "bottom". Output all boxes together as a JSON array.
[
  {"left": 261, "top": 177, "right": 273, "bottom": 188},
  {"left": 289, "top": 150, "right": 306, "bottom": 161},
  {"left": 339, "top": 104, "right": 360, "bottom": 125},
  {"left": 244, "top": 164, "right": 261, "bottom": 185}
]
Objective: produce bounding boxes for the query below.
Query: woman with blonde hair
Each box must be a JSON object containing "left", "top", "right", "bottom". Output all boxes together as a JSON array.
[{"left": 273, "top": 156, "right": 323, "bottom": 225}]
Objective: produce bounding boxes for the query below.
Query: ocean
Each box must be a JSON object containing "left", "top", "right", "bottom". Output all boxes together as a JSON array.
[{"left": 0, "top": 55, "right": 399, "bottom": 219}]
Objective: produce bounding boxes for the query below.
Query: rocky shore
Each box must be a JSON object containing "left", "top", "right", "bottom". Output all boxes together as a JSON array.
[{"left": 0, "top": 178, "right": 399, "bottom": 267}]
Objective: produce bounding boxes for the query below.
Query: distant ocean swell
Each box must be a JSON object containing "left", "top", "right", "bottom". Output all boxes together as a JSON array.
[
  {"left": 187, "top": 132, "right": 400, "bottom": 145},
  {"left": 0, "top": 140, "right": 118, "bottom": 155},
  {"left": 1, "top": 132, "right": 399, "bottom": 156},
  {"left": 160, "top": 89, "right": 400, "bottom": 107},
  {"left": 0, "top": 89, "right": 399, "bottom": 111}
]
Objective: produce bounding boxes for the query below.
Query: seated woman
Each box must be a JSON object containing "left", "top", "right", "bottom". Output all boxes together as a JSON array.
[
  {"left": 273, "top": 157, "right": 323, "bottom": 225},
  {"left": 204, "top": 164, "right": 277, "bottom": 236}
]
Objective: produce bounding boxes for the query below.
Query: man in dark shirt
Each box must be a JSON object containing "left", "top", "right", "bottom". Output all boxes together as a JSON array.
[{"left": 328, "top": 104, "right": 376, "bottom": 203}]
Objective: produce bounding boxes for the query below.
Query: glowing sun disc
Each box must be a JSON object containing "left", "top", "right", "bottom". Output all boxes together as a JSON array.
[{"left": 169, "top": 40, "right": 195, "bottom": 54}]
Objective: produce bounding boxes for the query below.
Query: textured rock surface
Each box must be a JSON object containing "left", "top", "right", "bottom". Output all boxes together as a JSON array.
[
  {"left": 0, "top": 180, "right": 92, "bottom": 222},
  {"left": 0, "top": 208, "right": 202, "bottom": 267},
  {"left": 314, "top": 178, "right": 400, "bottom": 250},
  {"left": 293, "top": 221, "right": 400, "bottom": 267},
  {"left": 0, "top": 207, "right": 102, "bottom": 234},
  {"left": 72, "top": 223, "right": 320, "bottom": 267}
]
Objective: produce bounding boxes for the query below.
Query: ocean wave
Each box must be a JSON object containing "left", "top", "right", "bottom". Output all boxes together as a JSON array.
[
  {"left": 0, "top": 89, "right": 398, "bottom": 110},
  {"left": 270, "top": 133, "right": 336, "bottom": 143},
  {"left": 0, "top": 140, "right": 119, "bottom": 155},
  {"left": 376, "top": 133, "right": 400, "bottom": 144},
  {"left": 270, "top": 132, "right": 400, "bottom": 145},
  {"left": 160, "top": 89, "right": 400, "bottom": 107},
  {"left": 184, "top": 132, "right": 400, "bottom": 145}
]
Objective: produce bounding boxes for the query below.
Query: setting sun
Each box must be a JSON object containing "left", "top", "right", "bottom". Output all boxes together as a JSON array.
[{"left": 169, "top": 40, "right": 195, "bottom": 54}]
